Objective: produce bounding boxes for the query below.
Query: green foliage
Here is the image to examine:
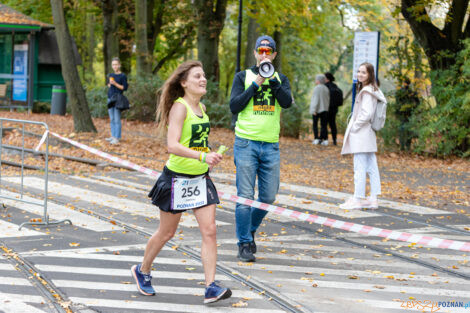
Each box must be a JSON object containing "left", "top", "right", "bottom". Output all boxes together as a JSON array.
[
  {"left": 2, "top": 0, "right": 52, "bottom": 23},
  {"left": 409, "top": 39, "right": 470, "bottom": 157},
  {"left": 85, "top": 86, "right": 108, "bottom": 118},
  {"left": 202, "top": 80, "right": 232, "bottom": 129},
  {"left": 280, "top": 101, "right": 306, "bottom": 138},
  {"left": 32, "top": 101, "right": 51, "bottom": 114},
  {"left": 125, "top": 75, "right": 164, "bottom": 121}
]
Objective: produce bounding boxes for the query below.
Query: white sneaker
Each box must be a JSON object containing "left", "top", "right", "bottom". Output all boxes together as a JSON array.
[
  {"left": 321, "top": 140, "right": 329, "bottom": 146},
  {"left": 105, "top": 137, "right": 114, "bottom": 142},
  {"left": 312, "top": 139, "right": 321, "bottom": 145},
  {"left": 366, "top": 197, "right": 379, "bottom": 209},
  {"left": 339, "top": 197, "right": 370, "bottom": 210},
  {"left": 110, "top": 138, "right": 119, "bottom": 145}
]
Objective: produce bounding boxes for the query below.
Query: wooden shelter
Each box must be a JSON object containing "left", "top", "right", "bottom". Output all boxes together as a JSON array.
[{"left": 0, "top": 4, "right": 80, "bottom": 110}]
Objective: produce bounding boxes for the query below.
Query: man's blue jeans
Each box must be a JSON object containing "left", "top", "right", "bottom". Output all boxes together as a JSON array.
[
  {"left": 108, "top": 106, "right": 121, "bottom": 139},
  {"left": 234, "top": 136, "right": 280, "bottom": 245}
]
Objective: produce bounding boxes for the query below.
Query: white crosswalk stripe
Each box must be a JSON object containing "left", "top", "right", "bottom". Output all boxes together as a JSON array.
[
  {"left": 3, "top": 176, "right": 231, "bottom": 228},
  {"left": 0, "top": 293, "right": 47, "bottom": 313},
  {"left": 1, "top": 172, "right": 467, "bottom": 313},
  {"left": 69, "top": 297, "right": 284, "bottom": 312},
  {"left": 27, "top": 250, "right": 284, "bottom": 312},
  {"left": 0, "top": 189, "right": 124, "bottom": 234},
  {"left": 0, "top": 257, "right": 49, "bottom": 313},
  {"left": 52, "top": 279, "right": 263, "bottom": 298},
  {"left": 0, "top": 218, "right": 42, "bottom": 238}
]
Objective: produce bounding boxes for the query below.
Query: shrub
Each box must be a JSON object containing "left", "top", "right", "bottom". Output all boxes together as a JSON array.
[
  {"left": 410, "top": 40, "right": 470, "bottom": 157},
  {"left": 280, "top": 100, "right": 307, "bottom": 138},
  {"left": 125, "top": 75, "right": 164, "bottom": 121},
  {"left": 203, "top": 80, "right": 232, "bottom": 129},
  {"left": 85, "top": 86, "right": 108, "bottom": 118}
]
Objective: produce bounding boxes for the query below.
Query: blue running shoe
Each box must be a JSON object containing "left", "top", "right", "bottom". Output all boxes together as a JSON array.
[
  {"left": 131, "top": 264, "right": 155, "bottom": 296},
  {"left": 204, "top": 281, "right": 232, "bottom": 304}
]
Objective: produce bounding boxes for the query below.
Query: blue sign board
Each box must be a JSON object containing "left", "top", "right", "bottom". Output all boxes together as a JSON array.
[
  {"left": 12, "top": 44, "right": 28, "bottom": 102},
  {"left": 351, "top": 32, "right": 380, "bottom": 109}
]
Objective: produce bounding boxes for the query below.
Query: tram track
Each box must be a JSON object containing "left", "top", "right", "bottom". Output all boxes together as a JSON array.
[
  {"left": 270, "top": 184, "right": 470, "bottom": 238},
  {"left": 2, "top": 172, "right": 469, "bottom": 312},
  {"left": 0, "top": 242, "right": 71, "bottom": 313},
  {"left": 85, "top": 174, "right": 470, "bottom": 281},
  {"left": 1, "top": 181, "right": 306, "bottom": 313}
]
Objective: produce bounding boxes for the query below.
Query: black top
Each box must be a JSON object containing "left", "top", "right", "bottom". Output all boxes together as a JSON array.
[
  {"left": 107, "top": 73, "right": 128, "bottom": 98},
  {"left": 229, "top": 65, "right": 293, "bottom": 114}
]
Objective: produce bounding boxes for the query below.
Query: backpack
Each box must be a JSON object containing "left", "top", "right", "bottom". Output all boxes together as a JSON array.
[
  {"left": 329, "top": 84, "right": 343, "bottom": 109},
  {"left": 371, "top": 98, "right": 387, "bottom": 131}
]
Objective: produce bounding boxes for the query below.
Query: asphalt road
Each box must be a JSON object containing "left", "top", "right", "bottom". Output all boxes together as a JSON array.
[{"left": 0, "top": 170, "right": 469, "bottom": 313}]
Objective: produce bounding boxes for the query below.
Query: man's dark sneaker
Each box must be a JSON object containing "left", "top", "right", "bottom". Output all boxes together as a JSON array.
[
  {"left": 204, "top": 281, "right": 232, "bottom": 304},
  {"left": 131, "top": 264, "right": 156, "bottom": 296},
  {"left": 250, "top": 231, "right": 257, "bottom": 254},
  {"left": 238, "top": 243, "right": 256, "bottom": 262}
]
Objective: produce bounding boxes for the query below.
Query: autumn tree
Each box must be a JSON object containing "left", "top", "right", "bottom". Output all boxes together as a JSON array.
[
  {"left": 400, "top": 0, "right": 469, "bottom": 72},
  {"left": 100, "top": 0, "right": 119, "bottom": 80},
  {"left": 50, "top": 0, "right": 97, "bottom": 132},
  {"left": 194, "top": 0, "right": 228, "bottom": 83}
]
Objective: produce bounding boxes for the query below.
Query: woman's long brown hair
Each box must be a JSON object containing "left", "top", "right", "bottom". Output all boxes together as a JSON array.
[
  {"left": 357, "top": 62, "right": 379, "bottom": 93},
  {"left": 155, "top": 60, "right": 203, "bottom": 136}
]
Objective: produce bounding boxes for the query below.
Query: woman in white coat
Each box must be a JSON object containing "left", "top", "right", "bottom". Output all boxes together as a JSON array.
[{"left": 340, "top": 62, "right": 386, "bottom": 210}]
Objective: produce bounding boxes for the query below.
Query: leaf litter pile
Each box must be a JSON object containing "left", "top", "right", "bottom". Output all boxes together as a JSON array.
[{"left": 1, "top": 112, "right": 468, "bottom": 215}]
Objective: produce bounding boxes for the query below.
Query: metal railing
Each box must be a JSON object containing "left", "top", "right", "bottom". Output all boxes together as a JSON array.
[{"left": 0, "top": 118, "right": 72, "bottom": 229}]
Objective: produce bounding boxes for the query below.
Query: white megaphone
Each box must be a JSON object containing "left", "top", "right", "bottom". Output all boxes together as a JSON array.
[{"left": 259, "top": 61, "right": 275, "bottom": 78}]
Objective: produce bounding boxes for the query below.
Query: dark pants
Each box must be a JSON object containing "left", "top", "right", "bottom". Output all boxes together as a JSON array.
[
  {"left": 327, "top": 110, "right": 337, "bottom": 145},
  {"left": 312, "top": 112, "right": 328, "bottom": 140}
]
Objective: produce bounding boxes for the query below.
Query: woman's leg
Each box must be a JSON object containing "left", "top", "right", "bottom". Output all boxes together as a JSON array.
[
  {"left": 353, "top": 153, "right": 367, "bottom": 199},
  {"left": 193, "top": 204, "right": 217, "bottom": 286},
  {"left": 366, "top": 153, "right": 381, "bottom": 198},
  {"left": 140, "top": 211, "right": 182, "bottom": 273},
  {"left": 115, "top": 107, "right": 122, "bottom": 139},
  {"left": 108, "top": 107, "right": 115, "bottom": 138}
]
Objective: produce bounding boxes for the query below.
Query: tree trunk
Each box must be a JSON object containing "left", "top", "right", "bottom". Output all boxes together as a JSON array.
[
  {"left": 118, "top": 0, "right": 134, "bottom": 75},
  {"left": 85, "top": 11, "right": 95, "bottom": 75},
  {"left": 401, "top": 0, "right": 469, "bottom": 71},
  {"left": 50, "top": 0, "right": 96, "bottom": 133},
  {"left": 244, "top": 11, "right": 258, "bottom": 68},
  {"left": 102, "top": 0, "right": 119, "bottom": 82},
  {"left": 136, "top": 0, "right": 151, "bottom": 75},
  {"left": 272, "top": 30, "right": 281, "bottom": 72},
  {"left": 195, "top": 0, "right": 228, "bottom": 83}
]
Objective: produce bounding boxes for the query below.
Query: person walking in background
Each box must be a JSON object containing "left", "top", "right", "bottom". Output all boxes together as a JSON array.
[
  {"left": 310, "top": 74, "right": 330, "bottom": 145},
  {"left": 229, "top": 35, "right": 292, "bottom": 262},
  {"left": 340, "top": 62, "right": 386, "bottom": 210},
  {"left": 106, "top": 57, "right": 128, "bottom": 145},
  {"left": 324, "top": 72, "right": 343, "bottom": 146},
  {"left": 131, "top": 61, "right": 231, "bottom": 304}
]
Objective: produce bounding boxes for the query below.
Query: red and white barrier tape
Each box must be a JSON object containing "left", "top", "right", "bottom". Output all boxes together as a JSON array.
[{"left": 47, "top": 132, "right": 470, "bottom": 252}]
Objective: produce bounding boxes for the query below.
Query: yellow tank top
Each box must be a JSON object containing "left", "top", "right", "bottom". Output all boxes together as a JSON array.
[{"left": 166, "top": 98, "right": 210, "bottom": 175}]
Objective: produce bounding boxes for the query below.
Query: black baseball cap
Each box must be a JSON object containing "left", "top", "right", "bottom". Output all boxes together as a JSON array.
[{"left": 255, "top": 35, "right": 276, "bottom": 51}]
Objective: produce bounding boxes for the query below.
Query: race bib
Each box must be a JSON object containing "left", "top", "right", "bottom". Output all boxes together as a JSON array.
[{"left": 171, "top": 176, "right": 207, "bottom": 211}]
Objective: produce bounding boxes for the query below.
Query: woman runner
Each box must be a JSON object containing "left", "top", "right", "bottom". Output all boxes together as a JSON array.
[{"left": 131, "top": 61, "right": 231, "bottom": 304}]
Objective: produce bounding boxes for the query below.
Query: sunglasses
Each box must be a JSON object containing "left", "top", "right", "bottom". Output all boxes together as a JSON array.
[{"left": 257, "top": 47, "right": 273, "bottom": 55}]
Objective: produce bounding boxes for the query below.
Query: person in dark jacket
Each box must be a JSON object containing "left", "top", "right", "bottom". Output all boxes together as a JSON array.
[
  {"left": 106, "top": 57, "right": 128, "bottom": 145},
  {"left": 324, "top": 72, "right": 343, "bottom": 146},
  {"left": 229, "top": 35, "right": 292, "bottom": 262}
]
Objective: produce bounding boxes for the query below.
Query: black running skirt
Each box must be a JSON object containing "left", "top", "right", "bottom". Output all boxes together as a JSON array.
[{"left": 148, "top": 166, "right": 219, "bottom": 214}]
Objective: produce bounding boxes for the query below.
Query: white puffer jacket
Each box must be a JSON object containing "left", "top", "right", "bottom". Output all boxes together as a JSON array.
[{"left": 341, "top": 85, "right": 386, "bottom": 155}]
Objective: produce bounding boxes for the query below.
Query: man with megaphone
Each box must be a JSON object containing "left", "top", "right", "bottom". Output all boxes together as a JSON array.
[{"left": 229, "top": 35, "right": 293, "bottom": 262}]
